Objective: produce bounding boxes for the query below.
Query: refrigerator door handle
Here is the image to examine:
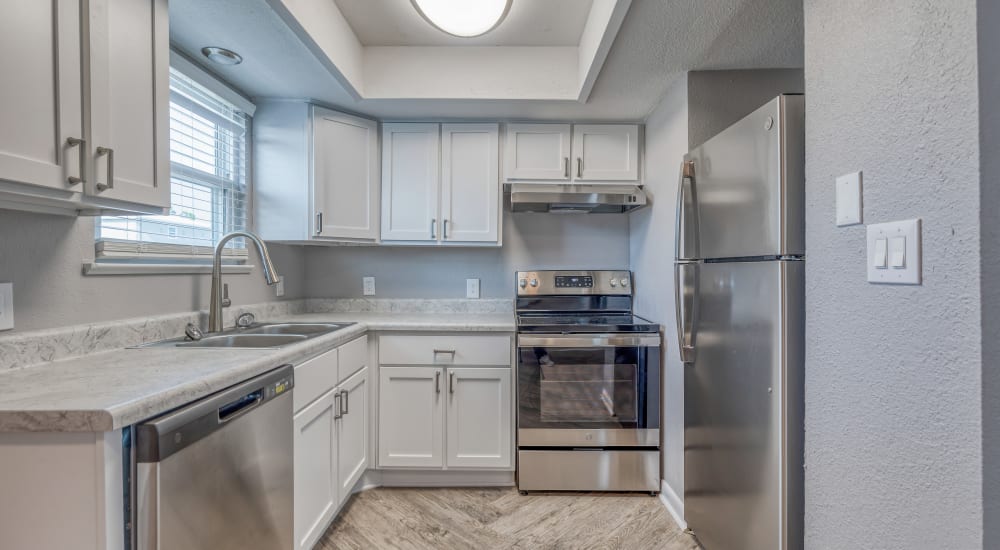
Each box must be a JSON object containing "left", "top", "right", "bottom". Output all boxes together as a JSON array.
[
  {"left": 675, "top": 160, "right": 700, "bottom": 261},
  {"left": 674, "top": 261, "right": 699, "bottom": 363}
]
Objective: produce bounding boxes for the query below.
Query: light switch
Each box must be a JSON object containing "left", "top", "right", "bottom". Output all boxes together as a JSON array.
[
  {"left": 275, "top": 276, "right": 285, "bottom": 297},
  {"left": 889, "top": 237, "right": 906, "bottom": 268},
  {"left": 873, "top": 238, "right": 888, "bottom": 269},
  {"left": 867, "top": 219, "right": 921, "bottom": 284},
  {"left": 836, "top": 171, "right": 863, "bottom": 226},
  {"left": 0, "top": 283, "right": 12, "bottom": 331},
  {"left": 363, "top": 276, "right": 376, "bottom": 296}
]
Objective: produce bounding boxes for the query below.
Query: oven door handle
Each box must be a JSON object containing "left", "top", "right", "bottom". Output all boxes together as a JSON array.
[{"left": 517, "top": 334, "right": 661, "bottom": 348}]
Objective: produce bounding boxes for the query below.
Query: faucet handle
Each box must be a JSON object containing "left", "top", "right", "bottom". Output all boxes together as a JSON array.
[
  {"left": 184, "top": 323, "right": 204, "bottom": 341},
  {"left": 222, "top": 283, "right": 231, "bottom": 308},
  {"left": 236, "top": 312, "right": 256, "bottom": 329}
]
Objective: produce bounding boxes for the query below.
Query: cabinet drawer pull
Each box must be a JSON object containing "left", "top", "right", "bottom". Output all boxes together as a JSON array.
[
  {"left": 66, "top": 137, "right": 85, "bottom": 186},
  {"left": 96, "top": 146, "right": 114, "bottom": 192}
]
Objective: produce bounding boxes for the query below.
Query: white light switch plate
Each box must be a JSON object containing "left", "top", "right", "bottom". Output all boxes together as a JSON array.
[
  {"left": 275, "top": 276, "right": 285, "bottom": 297},
  {"left": 0, "top": 283, "right": 13, "bottom": 331},
  {"left": 363, "top": 276, "right": 376, "bottom": 296},
  {"left": 836, "top": 171, "right": 863, "bottom": 226},
  {"left": 867, "top": 219, "right": 921, "bottom": 284},
  {"left": 466, "top": 278, "right": 480, "bottom": 299}
]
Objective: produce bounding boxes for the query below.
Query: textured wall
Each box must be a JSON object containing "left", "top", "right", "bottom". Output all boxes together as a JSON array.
[
  {"left": 629, "top": 73, "right": 689, "bottom": 506},
  {"left": 687, "top": 69, "right": 804, "bottom": 148},
  {"left": 979, "top": 0, "right": 1000, "bottom": 546},
  {"left": 0, "top": 210, "right": 305, "bottom": 333},
  {"left": 304, "top": 211, "right": 630, "bottom": 298},
  {"left": 803, "top": 1, "right": 983, "bottom": 548}
]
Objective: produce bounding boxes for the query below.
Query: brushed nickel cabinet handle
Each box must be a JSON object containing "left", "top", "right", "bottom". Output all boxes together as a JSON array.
[
  {"left": 430, "top": 218, "right": 436, "bottom": 239},
  {"left": 95, "top": 146, "right": 114, "bottom": 191},
  {"left": 316, "top": 212, "right": 323, "bottom": 234},
  {"left": 66, "top": 137, "right": 85, "bottom": 186},
  {"left": 340, "top": 389, "right": 349, "bottom": 415},
  {"left": 333, "top": 391, "right": 342, "bottom": 419},
  {"left": 449, "top": 371, "right": 455, "bottom": 394},
  {"left": 443, "top": 219, "right": 449, "bottom": 239},
  {"left": 563, "top": 157, "right": 569, "bottom": 178},
  {"left": 577, "top": 157, "right": 583, "bottom": 178},
  {"left": 435, "top": 371, "right": 441, "bottom": 393}
]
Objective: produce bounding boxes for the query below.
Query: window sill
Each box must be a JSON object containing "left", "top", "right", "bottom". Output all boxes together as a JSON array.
[{"left": 82, "top": 262, "right": 254, "bottom": 276}]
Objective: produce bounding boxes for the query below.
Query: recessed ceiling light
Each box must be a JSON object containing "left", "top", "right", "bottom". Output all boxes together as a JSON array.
[
  {"left": 201, "top": 46, "right": 243, "bottom": 66},
  {"left": 411, "top": 0, "right": 512, "bottom": 38}
]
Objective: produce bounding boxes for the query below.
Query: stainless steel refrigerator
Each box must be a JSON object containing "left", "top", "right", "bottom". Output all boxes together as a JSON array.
[{"left": 675, "top": 94, "right": 805, "bottom": 550}]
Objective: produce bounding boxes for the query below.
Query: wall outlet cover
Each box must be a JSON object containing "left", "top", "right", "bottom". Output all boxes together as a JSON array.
[
  {"left": 0, "top": 282, "right": 12, "bottom": 331},
  {"left": 466, "top": 278, "right": 481, "bottom": 299},
  {"left": 363, "top": 276, "right": 376, "bottom": 296},
  {"left": 836, "top": 171, "right": 863, "bottom": 226},
  {"left": 867, "top": 219, "right": 921, "bottom": 284}
]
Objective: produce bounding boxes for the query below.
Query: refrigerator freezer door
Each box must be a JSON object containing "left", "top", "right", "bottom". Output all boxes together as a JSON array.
[
  {"left": 684, "top": 259, "right": 804, "bottom": 550},
  {"left": 685, "top": 95, "right": 805, "bottom": 259}
]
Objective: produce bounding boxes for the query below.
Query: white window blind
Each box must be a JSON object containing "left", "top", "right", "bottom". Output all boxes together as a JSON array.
[{"left": 97, "top": 67, "right": 251, "bottom": 260}]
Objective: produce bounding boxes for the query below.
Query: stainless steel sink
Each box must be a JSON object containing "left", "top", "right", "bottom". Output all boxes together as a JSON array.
[
  {"left": 137, "top": 322, "right": 355, "bottom": 349},
  {"left": 176, "top": 334, "right": 308, "bottom": 348}
]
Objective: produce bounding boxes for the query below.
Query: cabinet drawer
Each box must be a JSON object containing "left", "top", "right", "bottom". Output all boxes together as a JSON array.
[
  {"left": 293, "top": 348, "right": 338, "bottom": 413},
  {"left": 338, "top": 335, "right": 368, "bottom": 383},
  {"left": 379, "top": 335, "right": 511, "bottom": 366}
]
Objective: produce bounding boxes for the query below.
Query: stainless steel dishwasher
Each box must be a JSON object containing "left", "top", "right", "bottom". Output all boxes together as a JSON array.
[{"left": 133, "top": 365, "right": 294, "bottom": 550}]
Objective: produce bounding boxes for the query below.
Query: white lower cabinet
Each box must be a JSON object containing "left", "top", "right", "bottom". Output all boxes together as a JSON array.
[
  {"left": 293, "top": 389, "right": 339, "bottom": 550},
  {"left": 293, "top": 337, "right": 369, "bottom": 550},
  {"left": 446, "top": 368, "right": 512, "bottom": 469},
  {"left": 378, "top": 366, "right": 445, "bottom": 468},
  {"left": 378, "top": 363, "right": 513, "bottom": 470}
]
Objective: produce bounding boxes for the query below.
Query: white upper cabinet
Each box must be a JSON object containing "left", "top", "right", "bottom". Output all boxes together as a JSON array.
[
  {"left": 0, "top": 0, "right": 84, "bottom": 194},
  {"left": 312, "top": 108, "right": 379, "bottom": 240},
  {"left": 440, "top": 124, "right": 500, "bottom": 244},
  {"left": 0, "top": 0, "right": 169, "bottom": 214},
  {"left": 380, "top": 123, "right": 440, "bottom": 242},
  {"left": 571, "top": 124, "right": 640, "bottom": 181},
  {"left": 255, "top": 102, "right": 379, "bottom": 242},
  {"left": 503, "top": 123, "right": 640, "bottom": 183},
  {"left": 503, "top": 124, "right": 571, "bottom": 181}
]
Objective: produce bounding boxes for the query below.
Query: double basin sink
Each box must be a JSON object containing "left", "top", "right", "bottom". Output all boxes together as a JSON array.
[{"left": 143, "top": 322, "right": 354, "bottom": 349}]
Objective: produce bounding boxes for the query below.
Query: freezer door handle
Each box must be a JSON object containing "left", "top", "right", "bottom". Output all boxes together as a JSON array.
[
  {"left": 675, "top": 160, "right": 700, "bottom": 261},
  {"left": 674, "top": 261, "right": 698, "bottom": 363}
]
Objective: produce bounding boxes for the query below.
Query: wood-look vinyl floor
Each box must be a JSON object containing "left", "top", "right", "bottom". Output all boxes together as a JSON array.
[{"left": 317, "top": 487, "right": 700, "bottom": 550}]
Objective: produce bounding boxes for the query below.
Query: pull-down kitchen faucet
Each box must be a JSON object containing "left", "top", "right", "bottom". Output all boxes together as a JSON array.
[{"left": 208, "top": 231, "right": 280, "bottom": 333}]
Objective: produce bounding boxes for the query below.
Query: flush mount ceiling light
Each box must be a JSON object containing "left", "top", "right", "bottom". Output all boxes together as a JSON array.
[
  {"left": 411, "top": 0, "right": 513, "bottom": 38},
  {"left": 201, "top": 46, "right": 243, "bottom": 66}
]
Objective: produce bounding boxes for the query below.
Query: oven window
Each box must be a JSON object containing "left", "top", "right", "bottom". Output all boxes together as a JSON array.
[{"left": 518, "top": 346, "right": 658, "bottom": 430}]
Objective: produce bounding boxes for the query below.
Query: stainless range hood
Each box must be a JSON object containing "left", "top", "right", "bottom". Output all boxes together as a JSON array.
[{"left": 505, "top": 183, "right": 648, "bottom": 213}]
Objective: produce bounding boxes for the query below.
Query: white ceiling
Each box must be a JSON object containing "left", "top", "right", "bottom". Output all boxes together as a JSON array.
[
  {"left": 169, "top": 0, "right": 804, "bottom": 121},
  {"left": 333, "top": 0, "right": 593, "bottom": 47}
]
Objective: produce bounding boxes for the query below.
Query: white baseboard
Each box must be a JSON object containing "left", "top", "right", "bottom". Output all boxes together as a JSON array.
[{"left": 658, "top": 479, "right": 686, "bottom": 530}]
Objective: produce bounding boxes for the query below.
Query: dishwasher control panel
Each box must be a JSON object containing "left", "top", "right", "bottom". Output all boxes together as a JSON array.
[{"left": 267, "top": 375, "right": 294, "bottom": 399}]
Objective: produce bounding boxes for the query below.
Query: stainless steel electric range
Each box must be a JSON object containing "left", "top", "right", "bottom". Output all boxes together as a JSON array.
[{"left": 515, "top": 270, "right": 661, "bottom": 494}]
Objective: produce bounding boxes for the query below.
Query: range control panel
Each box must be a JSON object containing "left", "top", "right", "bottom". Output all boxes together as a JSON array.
[{"left": 517, "top": 270, "right": 632, "bottom": 296}]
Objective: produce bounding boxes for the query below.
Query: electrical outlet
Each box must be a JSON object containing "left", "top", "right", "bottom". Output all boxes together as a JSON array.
[
  {"left": 466, "top": 278, "right": 480, "bottom": 299},
  {"left": 0, "top": 283, "right": 13, "bottom": 331},
  {"left": 363, "top": 276, "right": 376, "bottom": 296},
  {"left": 275, "top": 276, "right": 285, "bottom": 297}
]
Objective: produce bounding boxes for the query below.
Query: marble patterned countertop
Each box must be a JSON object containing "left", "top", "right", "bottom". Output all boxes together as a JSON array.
[{"left": 0, "top": 300, "right": 514, "bottom": 433}]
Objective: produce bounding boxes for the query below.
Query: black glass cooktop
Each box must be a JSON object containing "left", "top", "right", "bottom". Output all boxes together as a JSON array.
[{"left": 516, "top": 313, "right": 659, "bottom": 334}]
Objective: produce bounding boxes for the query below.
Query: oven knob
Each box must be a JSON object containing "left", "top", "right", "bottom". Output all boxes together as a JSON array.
[
  {"left": 519, "top": 278, "right": 527, "bottom": 289},
  {"left": 610, "top": 279, "right": 618, "bottom": 288},
  {"left": 620, "top": 278, "right": 630, "bottom": 287},
  {"left": 530, "top": 279, "right": 539, "bottom": 287}
]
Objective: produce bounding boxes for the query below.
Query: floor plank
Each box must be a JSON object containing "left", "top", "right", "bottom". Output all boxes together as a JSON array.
[{"left": 317, "top": 488, "right": 700, "bottom": 550}]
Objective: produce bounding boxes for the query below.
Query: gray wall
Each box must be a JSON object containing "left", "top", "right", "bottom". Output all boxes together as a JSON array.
[
  {"left": 979, "top": 0, "right": 999, "bottom": 546},
  {"left": 803, "top": 1, "right": 983, "bottom": 548},
  {"left": 304, "top": 211, "right": 630, "bottom": 298},
  {"left": 688, "top": 69, "right": 804, "bottom": 149},
  {"left": 629, "top": 73, "right": 689, "bottom": 505},
  {"left": 0, "top": 210, "right": 305, "bottom": 332}
]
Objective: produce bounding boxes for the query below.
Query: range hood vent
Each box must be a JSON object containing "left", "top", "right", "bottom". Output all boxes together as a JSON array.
[{"left": 505, "top": 183, "right": 648, "bottom": 214}]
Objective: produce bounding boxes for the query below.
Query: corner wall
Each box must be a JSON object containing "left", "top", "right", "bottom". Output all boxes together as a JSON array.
[{"left": 803, "top": 1, "right": 983, "bottom": 547}]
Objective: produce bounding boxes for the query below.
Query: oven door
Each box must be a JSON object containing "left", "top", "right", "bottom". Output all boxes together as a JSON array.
[{"left": 517, "top": 333, "right": 661, "bottom": 447}]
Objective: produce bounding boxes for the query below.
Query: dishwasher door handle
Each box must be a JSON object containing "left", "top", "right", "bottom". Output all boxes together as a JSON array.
[{"left": 218, "top": 390, "right": 263, "bottom": 423}]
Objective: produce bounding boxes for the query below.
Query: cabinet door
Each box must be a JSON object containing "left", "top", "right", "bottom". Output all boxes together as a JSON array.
[
  {"left": 440, "top": 124, "right": 499, "bottom": 243},
  {"left": 446, "top": 368, "right": 512, "bottom": 469},
  {"left": 571, "top": 124, "right": 640, "bottom": 181},
  {"left": 503, "top": 124, "right": 571, "bottom": 181},
  {"left": 293, "top": 389, "right": 339, "bottom": 550},
  {"left": 86, "top": 0, "right": 170, "bottom": 208},
  {"left": 380, "top": 123, "right": 439, "bottom": 242},
  {"left": 378, "top": 366, "right": 444, "bottom": 468},
  {"left": 336, "top": 367, "right": 368, "bottom": 504},
  {"left": 313, "top": 108, "right": 379, "bottom": 240},
  {"left": 0, "top": 0, "right": 84, "bottom": 192}
]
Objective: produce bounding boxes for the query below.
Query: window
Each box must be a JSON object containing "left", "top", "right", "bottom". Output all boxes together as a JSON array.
[{"left": 96, "top": 66, "right": 251, "bottom": 262}]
